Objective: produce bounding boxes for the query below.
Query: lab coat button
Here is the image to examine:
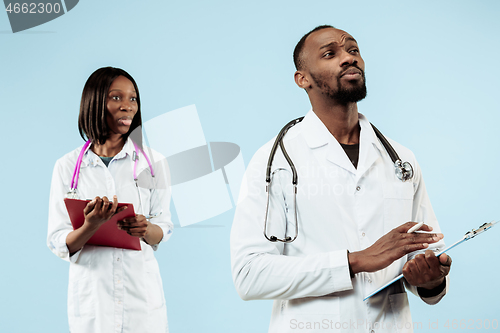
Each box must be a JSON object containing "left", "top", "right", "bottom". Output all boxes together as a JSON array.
[
  {"left": 371, "top": 330, "right": 375, "bottom": 333},
  {"left": 362, "top": 232, "right": 365, "bottom": 237},
  {"left": 356, "top": 186, "right": 361, "bottom": 191}
]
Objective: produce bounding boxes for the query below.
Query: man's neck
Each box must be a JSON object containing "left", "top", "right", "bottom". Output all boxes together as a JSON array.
[
  {"left": 311, "top": 99, "right": 360, "bottom": 145},
  {"left": 91, "top": 134, "right": 126, "bottom": 157}
]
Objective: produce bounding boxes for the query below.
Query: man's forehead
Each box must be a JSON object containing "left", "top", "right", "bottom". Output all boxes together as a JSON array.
[{"left": 306, "top": 28, "right": 357, "bottom": 51}]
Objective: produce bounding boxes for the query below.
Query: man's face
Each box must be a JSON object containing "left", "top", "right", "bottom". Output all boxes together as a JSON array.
[{"left": 301, "top": 28, "right": 366, "bottom": 104}]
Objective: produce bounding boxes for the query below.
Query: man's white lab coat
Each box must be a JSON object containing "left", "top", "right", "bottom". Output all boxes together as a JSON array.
[{"left": 230, "top": 110, "right": 448, "bottom": 333}]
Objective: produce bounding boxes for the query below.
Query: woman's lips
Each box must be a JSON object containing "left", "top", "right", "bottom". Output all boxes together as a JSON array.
[{"left": 118, "top": 117, "right": 132, "bottom": 126}]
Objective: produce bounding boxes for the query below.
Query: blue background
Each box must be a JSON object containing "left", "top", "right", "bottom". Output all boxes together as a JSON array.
[{"left": 1, "top": 0, "right": 499, "bottom": 332}]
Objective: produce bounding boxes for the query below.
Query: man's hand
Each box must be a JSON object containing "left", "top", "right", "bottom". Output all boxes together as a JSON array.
[
  {"left": 403, "top": 250, "right": 452, "bottom": 290},
  {"left": 118, "top": 214, "right": 150, "bottom": 238},
  {"left": 349, "top": 222, "right": 443, "bottom": 274}
]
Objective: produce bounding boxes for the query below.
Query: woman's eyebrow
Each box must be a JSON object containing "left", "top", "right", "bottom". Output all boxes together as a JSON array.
[{"left": 109, "top": 89, "right": 136, "bottom": 93}]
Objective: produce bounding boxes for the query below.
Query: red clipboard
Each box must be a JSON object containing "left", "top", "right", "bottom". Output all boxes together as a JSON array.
[{"left": 64, "top": 198, "right": 141, "bottom": 251}]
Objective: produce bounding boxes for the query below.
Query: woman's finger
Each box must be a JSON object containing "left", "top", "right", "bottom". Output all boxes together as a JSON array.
[{"left": 83, "top": 197, "right": 97, "bottom": 215}]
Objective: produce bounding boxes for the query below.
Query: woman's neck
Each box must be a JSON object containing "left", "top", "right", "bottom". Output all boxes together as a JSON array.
[{"left": 91, "top": 135, "right": 126, "bottom": 157}]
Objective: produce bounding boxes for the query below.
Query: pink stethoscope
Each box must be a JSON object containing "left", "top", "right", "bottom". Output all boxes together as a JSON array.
[{"left": 66, "top": 139, "right": 162, "bottom": 219}]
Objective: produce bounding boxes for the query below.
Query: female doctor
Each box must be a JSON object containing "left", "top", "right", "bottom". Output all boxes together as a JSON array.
[{"left": 47, "top": 67, "right": 173, "bottom": 333}]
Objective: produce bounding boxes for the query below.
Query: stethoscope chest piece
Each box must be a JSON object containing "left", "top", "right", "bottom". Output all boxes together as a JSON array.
[
  {"left": 66, "top": 190, "right": 79, "bottom": 199},
  {"left": 264, "top": 117, "right": 415, "bottom": 243},
  {"left": 394, "top": 160, "right": 413, "bottom": 182}
]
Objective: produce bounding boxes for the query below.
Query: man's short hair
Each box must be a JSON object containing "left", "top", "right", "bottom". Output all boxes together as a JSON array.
[
  {"left": 78, "top": 67, "right": 142, "bottom": 146},
  {"left": 293, "top": 25, "right": 335, "bottom": 71}
]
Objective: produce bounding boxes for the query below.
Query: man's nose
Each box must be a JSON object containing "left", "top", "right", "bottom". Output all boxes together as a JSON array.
[{"left": 340, "top": 51, "right": 357, "bottom": 67}]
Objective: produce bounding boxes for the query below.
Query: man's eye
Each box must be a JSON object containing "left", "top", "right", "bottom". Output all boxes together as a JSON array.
[
  {"left": 349, "top": 49, "right": 360, "bottom": 54},
  {"left": 324, "top": 51, "right": 335, "bottom": 57}
]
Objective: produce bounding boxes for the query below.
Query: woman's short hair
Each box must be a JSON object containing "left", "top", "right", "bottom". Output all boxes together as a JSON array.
[{"left": 78, "top": 67, "right": 142, "bottom": 145}]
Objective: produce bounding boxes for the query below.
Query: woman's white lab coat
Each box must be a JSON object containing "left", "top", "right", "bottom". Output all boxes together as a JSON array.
[
  {"left": 230, "top": 111, "right": 448, "bottom": 333},
  {"left": 47, "top": 138, "right": 173, "bottom": 333}
]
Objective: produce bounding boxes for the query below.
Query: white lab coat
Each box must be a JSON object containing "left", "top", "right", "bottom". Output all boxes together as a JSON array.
[
  {"left": 47, "top": 138, "right": 173, "bottom": 333},
  {"left": 230, "top": 110, "right": 448, "bottom": 333}
]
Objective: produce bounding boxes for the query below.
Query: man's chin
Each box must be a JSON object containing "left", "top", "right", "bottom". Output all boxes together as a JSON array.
[{"left": 331, "top": 86, "right": 367, "bottom": 104}]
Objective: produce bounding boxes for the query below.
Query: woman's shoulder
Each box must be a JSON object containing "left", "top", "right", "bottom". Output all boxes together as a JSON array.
[{"left": 54, "top": 144, "right": 87, "bottom": 169}]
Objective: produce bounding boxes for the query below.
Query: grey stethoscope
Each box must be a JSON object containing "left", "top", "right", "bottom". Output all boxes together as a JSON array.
[
  {"left": 66, "top": 139, "right": 162, "bottom": 219},
  {"left": 264, "top": 117, "right": 414, "bottom": 243}
]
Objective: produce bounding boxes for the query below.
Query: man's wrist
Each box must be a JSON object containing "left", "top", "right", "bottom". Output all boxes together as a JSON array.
[
  {"left": 348, "top": 250, "right": 363, "bottom": 277},
  {"left": 417, "top": 278, "right": 446, "bottom": 298}
]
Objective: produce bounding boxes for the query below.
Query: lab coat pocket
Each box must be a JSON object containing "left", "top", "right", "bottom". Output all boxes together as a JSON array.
[
  {"left": 383, "top": 183, "right": 414, "bottom": 233},
  {"left": 279, "top": 297, "right": 340, "bottom": 332},
  {"left": 388, "top": 292, "right": 413, "bottom": 333},
  {"left": 145, "top": 259, "right": 165, "bottom": 310},
  {"left": 68, "top": 248, "right": 95, "bottom": 318}
]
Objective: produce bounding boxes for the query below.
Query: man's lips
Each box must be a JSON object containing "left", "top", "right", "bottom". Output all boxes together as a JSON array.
[{"left": 341, "top": 68, "right": 363, "bottom": 79}]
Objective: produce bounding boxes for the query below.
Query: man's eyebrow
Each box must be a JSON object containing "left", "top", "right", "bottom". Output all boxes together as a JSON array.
[
  {"left": 319, "top": 42, "right": 337, "bottom": 50},
  {"left": 319, "top": 37, "right": 358, "bottom": 50}
]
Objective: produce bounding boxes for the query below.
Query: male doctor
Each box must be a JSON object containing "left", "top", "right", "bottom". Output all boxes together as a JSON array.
[{"left": 230, "top": 25, "right": 451, "bottom": 333}]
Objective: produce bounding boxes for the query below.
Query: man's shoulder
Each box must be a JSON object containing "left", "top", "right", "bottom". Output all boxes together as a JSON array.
[
  {"left": 384, "top": 136, "right": 418, "bottom": 164},
  {"left": 249, "top": 118, "right": 307, "bottom": 168}
]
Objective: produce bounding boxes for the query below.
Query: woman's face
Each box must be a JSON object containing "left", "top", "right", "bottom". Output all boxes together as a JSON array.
[{"left": 106, "top": 75, "right": 138, "bottom": 137}]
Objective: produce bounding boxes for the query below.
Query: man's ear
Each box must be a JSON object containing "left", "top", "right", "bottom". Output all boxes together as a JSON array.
[{"left": 294, "top": 70, "right": 310, "bottom": 90}]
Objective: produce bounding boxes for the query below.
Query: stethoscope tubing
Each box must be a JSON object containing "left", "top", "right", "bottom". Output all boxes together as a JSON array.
[
  {"left": 71, "top": 139, "right": 155, "bottom": 192},
  {"left": 264, "top": 116, "right": 414, "bottom": 243}
]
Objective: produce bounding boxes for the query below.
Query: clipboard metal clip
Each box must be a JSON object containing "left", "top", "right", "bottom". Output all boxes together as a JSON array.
[
  {"left": 464, "top": 220, "right": 498, "bottom": 240},
  {"left": 363, "top": 219, "right": 499, "bottom": 301}
]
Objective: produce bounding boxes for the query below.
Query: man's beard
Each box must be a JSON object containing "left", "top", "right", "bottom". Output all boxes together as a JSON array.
[{"left": 310, "top": 68, "right": 367, "bottom": 104}]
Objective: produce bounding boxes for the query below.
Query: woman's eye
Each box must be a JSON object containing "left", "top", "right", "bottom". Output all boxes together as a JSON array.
[
  {"left": 131, "top": 97, "right": 137, "bottom": 102},
  {"left": 111, "top": 96, "right": 120, "bottom": 101}
]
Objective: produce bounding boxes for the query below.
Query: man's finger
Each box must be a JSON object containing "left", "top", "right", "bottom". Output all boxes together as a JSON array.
[
  {"left": 400, "top": 233, "right": 443, "bottom": 244},
  {"left": 439, "top": 254, "right": 452, "bottom": 266},
  {"left": 397, "top": 222, "right": 420, "bottom": 232},
  {"left": 416, "top": 224, "right": 434, "bottom": 232}
]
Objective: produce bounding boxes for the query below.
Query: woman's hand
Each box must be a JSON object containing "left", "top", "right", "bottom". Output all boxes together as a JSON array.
[
  {"left": 118, "top": 215, "right": 164, "bottom": 245},
  {"left": 67, "top": 195, "right": 126, "bottom": 255},
  {"left": 83, "top": 195, "right": 126, "bottom": 229},
  {"left": 117, "top": 214, "right": 150, "bottom": 238}
]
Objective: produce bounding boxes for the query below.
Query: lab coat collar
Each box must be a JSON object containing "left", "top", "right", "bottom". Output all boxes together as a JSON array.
[
  {"left": 357, "top": 114, "right": 385, "bottom": 179},
  {"left": 81, "top": 137, "right": 136, "bottom": 167},
  {"left": 301, "top": 110, "right": 384, "bottom": 176}
]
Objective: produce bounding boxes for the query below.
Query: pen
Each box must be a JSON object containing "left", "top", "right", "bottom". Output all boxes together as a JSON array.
[{"left": 407, "top": 222, "right": 424, "bottom": 234}]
